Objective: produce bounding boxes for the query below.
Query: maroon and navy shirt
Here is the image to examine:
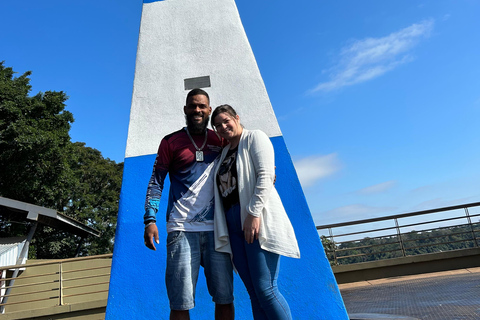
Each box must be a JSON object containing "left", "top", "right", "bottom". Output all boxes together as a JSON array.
[{"left": 144, "top": 128, "right": 225, "bottom": 232}]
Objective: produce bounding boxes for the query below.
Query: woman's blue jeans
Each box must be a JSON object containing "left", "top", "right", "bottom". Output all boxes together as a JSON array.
[{"left": 226, "top": 204, "right": 292, "bottom": 320}]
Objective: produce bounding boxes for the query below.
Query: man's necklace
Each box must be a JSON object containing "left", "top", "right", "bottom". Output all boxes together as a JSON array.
[{"left": 185, "top": 127, "right": 208, "bottom": 162}]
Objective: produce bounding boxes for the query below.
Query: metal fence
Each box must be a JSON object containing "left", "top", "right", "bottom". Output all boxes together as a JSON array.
[
  {"left": 0, "top": 254, "right": 112, "bottom": 314},
  {"left": 316, "top": 202, "right": 480, "bottom": 265}
]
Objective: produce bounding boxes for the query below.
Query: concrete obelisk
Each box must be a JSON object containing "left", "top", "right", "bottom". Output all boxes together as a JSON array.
[{"left": 106, "top": 0, "right": 348, "bottom": 319}]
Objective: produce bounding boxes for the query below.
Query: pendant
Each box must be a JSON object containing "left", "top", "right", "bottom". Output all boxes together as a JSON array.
[{"left": 196, "top": 151, "right": 204, "bottom": 162}]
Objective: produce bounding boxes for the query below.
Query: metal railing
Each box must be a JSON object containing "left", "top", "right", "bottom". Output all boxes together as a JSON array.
[
  {"left": 0, "top": 254, "right": 112, "bottom": 314},
  {"left": 316, "top": 202, "right": 480, "bottom": 265}
]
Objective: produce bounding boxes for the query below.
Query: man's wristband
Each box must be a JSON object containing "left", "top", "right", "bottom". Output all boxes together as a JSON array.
[{"left": 145, "top": 221, "right": 156, "bottom": 228}]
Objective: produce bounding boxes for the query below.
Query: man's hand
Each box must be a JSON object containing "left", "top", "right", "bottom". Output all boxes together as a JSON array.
[
  {"left": 144, "top": 223, "right": 159, "bottom": 250},
  {"left": 243, "top": 214, "right": 261, "bottom": 244}
]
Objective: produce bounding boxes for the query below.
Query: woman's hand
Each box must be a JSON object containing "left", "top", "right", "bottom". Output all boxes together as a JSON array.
[{"left": 243, "top": 214, "right": 261, "bottom": 244}]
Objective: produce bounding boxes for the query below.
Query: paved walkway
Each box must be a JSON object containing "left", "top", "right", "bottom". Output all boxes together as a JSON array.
[{"left": 339, "top": 268, "right": 480, "bottom": 320}]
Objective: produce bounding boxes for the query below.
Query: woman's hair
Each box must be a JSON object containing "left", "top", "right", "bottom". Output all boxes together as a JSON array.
[{"left": 211, "top": 104, "right": 239, "bottom": 128}]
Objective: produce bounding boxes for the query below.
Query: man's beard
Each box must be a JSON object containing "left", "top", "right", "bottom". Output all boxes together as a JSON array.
[{"left": 186, "top": 114, "right": 210, "bottom": 134}]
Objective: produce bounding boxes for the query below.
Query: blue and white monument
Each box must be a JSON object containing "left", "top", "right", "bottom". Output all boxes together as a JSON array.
[{"left": 106, "top": 0, "right": 348, "bottom": 319}]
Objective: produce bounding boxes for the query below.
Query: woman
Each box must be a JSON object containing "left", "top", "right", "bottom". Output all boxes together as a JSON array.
[{"left": 212, "top": 105, "right": 300, "bottom": 320}]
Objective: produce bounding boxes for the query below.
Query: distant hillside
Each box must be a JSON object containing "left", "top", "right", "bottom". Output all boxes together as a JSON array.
[{"left": 321, "top": 223, "right": 480, "bottom": 265}]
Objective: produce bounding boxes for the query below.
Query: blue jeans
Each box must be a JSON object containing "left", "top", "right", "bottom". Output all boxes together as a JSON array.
[
  {"left": 226, "top": 204, "right": 292, "bottom": 320},
  {"left": 165, "top": 231, "right": 234, "bottom": 310}
]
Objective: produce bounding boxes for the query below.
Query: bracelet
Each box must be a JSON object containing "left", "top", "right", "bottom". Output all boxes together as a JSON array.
[{"left": 145, "top": 221, "right": 156, "bottom": 228}]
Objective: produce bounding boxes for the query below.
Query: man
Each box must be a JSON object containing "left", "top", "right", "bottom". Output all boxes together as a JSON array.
[{"left": 144, "top": 88, "right": 234, "bottom": 320}]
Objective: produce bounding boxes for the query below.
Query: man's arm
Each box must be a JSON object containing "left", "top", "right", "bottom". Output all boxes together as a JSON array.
[{"left": 143, "top": 139, "right": 170, "bottom": 250}]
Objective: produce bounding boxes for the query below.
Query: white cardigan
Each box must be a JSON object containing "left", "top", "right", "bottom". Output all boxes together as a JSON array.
[{"left": 214, "top": 129, "right": 300, "bottom": 258}]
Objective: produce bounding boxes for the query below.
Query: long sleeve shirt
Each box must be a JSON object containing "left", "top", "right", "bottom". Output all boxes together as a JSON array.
[{"left": 144, "top": 128, "right": 224, "bottom": 232}]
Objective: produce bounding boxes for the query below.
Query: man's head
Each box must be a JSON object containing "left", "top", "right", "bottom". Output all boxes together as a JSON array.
[{"left": 184, "top": 88, "right": 212, "bottom": 134}]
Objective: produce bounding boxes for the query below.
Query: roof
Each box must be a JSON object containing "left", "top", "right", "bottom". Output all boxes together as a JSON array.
[
  {"left": 0, "top": 197, "right": 100, "bottom": 238},
  {"left": 0, "top": 237, "right": 27, "bottom": 267}
]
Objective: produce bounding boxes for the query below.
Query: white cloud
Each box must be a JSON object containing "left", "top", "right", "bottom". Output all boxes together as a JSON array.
[
  {"left": 310, "top": 19, "right": 434, "bottom": 93},
  {"left": 316, "top": 204, "right": 396, "bottom": 225},
  {"left": 293, "top": 153, "right": 341, "bottom": 188},
  {"left": 357, "top": 180, "right": 397, "bottom": 195},
  {"left": 409, "top": 196, "right": 479, "bottom": 212},
  {"left": 326, "top": 204, "right": 390, "bottom": 216}
]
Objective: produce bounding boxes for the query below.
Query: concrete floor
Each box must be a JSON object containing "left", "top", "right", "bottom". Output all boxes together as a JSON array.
[{"left": 339, "top": 267, "right": 480, "bottom": 320}]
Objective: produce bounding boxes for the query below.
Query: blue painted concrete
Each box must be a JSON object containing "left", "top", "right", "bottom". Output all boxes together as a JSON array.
[
  {"left": 106, "top": 136, "right": 348, "bottom": 319},
  {"left": 143, "top": 0, "right": 163, "bottom": 3}
]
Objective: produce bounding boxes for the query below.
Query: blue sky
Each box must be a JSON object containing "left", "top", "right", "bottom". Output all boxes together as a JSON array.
[{"left": 2, "top": 0, "right": 479, "bottom": 227}]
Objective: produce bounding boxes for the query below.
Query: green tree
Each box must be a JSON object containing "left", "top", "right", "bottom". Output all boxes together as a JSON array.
[
  {"left": 320, "top": 235, "right": 337, "bottom": 265},
  {"left": 0, "top": 61, "right": 122, "bottom": 258},
  {"left": 64, "top": 142, "right": 123, "bottom": 255},
  {"left": 31, "top": 142, "right": 123, "bottom": 258},
  {"left": 323, "top": 225, "right": 479, "bottom": 265},
  {"left": 0, "top": 62, "right": 74, "bottom": 209}
]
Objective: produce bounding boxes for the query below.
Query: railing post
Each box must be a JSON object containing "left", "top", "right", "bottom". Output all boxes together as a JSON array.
[
  {"left": 59, "top": 262, "right": 63, "bottom": 306},
  {"left": 464, "top": 207, "right": 479, "bottom": 247},
  {"left": 395, "top": 218, "right": 406, "bottom": 257}
]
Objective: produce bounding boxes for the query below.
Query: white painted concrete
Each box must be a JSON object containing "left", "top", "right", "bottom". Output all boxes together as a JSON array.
[{"left": 125, "top": 0, "right": 282, "bottom": 159}]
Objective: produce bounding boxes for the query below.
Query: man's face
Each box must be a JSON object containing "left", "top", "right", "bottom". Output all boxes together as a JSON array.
[{"left": 184, "top": 94, "right": 212, "bottom": 133}]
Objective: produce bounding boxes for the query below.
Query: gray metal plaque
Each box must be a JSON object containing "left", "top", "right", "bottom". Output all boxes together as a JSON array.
[{"left": 184, "top": 76, "right": 211, "bottom": 90}]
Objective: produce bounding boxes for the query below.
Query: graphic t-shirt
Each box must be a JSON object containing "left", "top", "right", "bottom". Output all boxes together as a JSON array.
[
  {"left": 217, "top": 147, "right": 240, "bottom": 212},
  {"left": 144, "top": 128, "right": 224, "bottom": 232}
]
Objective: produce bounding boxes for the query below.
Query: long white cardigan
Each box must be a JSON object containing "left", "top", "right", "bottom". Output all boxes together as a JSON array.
[{"left": 213, "top": 129, "right": 300, "bottom": 258}]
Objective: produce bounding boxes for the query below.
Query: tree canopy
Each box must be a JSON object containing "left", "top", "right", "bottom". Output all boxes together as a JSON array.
[
  {"left": 321, "top": 223, "right": 480, "bottom": 266},
  {"left": 0, "top": 61, "right": 123, "bottom": 258}
]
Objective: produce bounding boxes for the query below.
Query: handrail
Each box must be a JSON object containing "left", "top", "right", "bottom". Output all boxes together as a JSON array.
[
  {"left": 0, "top": 254, "right": 112, "bottom": 313},
  {"left": 317, "top": 201, "right": 480, "bottom": 229},
  {"left": 0, "top": 253, "right": 113, "bottom": 270},
  {"left": 317, "top": 202, "right": 480, "bottom": 265}
]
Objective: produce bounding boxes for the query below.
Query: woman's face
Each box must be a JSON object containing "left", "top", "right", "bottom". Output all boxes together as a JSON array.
[{"left": 213, "top": 112, "right": 241, "bottom": 141}]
